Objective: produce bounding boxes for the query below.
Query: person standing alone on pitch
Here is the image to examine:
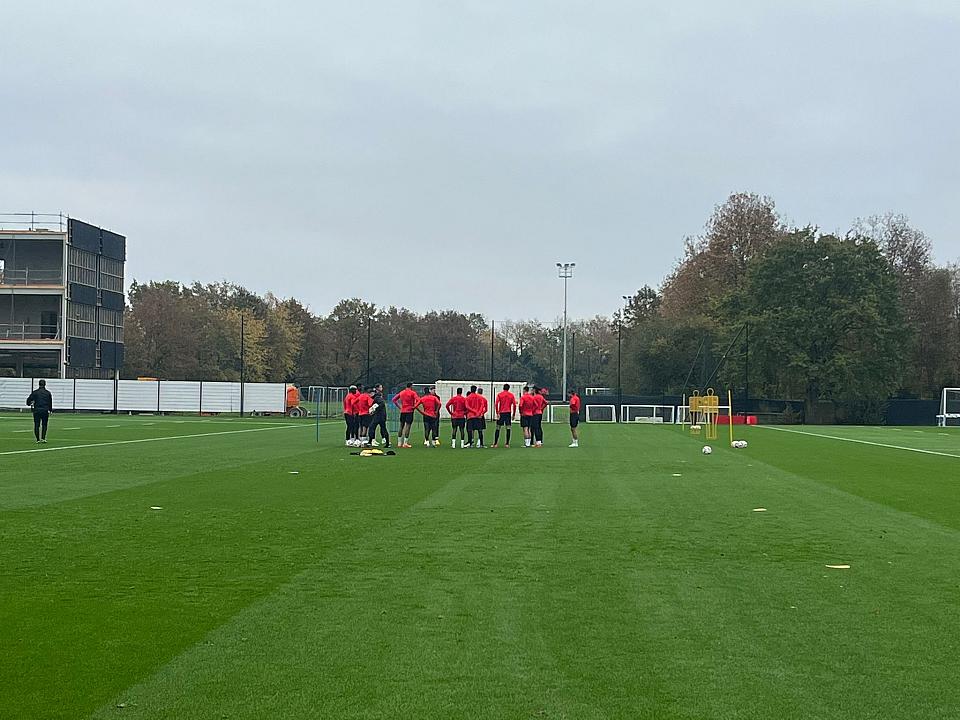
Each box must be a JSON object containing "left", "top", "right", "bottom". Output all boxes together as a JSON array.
[
  {"left": 493, "top": 383, "right": 517, "bottom": 448},
  {"left": 568, "top": 388, "right": 582, "bottom": 447},
  {"left": 446, "top": 387, "right": 468, "bottom": 448},
  {"left": 392, "top": 383, "right": 420, "bottom": 448},
  {"left": 26, "top": 380, "right": 53, "bottom": 444}
]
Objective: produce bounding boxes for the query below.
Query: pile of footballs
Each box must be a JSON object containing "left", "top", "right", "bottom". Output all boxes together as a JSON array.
[{"left": 730, "top": 440, "right": 748, "bottom": 449}]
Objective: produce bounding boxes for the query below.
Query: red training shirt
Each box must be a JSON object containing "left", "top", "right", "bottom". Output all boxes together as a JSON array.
[
  {"left": 354, "top": 392, "right": 373, "bottom": 415},
  {"left": 344, "top": 393, "right": 357, "bottom": 414},
  {"left": 392, "top": 388, "right": 420, "bottom": 413},
  {"left": 418, "top": 394, "right": 442, "bottom": 417},
  {"left": 495, "top": 390, "right": 517, "bottom": 415},
  {"left": 465, "top": 393, "right": 487, "bottom": 419},
  {"left": 446, "top": 394, "right": 468, "bottom": 419},
  {"left": 533, "top": 393, "right": 547, "bottom": 414},
  {"left": 518, "top": 393, "right": 537, "bottom": 417},
  {"left": 569, "top": 393, "right": 582, "bottom": 414}
]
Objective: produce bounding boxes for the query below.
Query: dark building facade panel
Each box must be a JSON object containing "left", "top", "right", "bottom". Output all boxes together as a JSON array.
[
  {"left": 69, "top": 283, "right": 98, "bottom": 306},
  {"left": 100, "top": 341, "right": 124, "bottom": 370},
  {"left": 101, "top": 230, "right": 126, "bottom": 260},
  {"left": 101, "top": 290, "right": 125, "bottom": 311},
  {"left": 68, "top": 218, "right": 101, "bottom": 253},
  {"left": 68, "top": 337, "right": 97, "bottom": 368}
]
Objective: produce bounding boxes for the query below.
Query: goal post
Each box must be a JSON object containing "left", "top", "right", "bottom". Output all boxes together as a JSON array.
[
  {"left": 620, "top": 404, "right": 676, "bottom": 424},
  {"left": 938, "top": 387, "right": 960, "bottom": 427},
  {"left": 584, "top": 404, "right": 616, "bottom": 423}
]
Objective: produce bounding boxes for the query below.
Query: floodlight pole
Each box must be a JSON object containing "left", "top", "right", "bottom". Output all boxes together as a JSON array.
[
  {"left": 239, "top": 311, "right": 245, "bottom": 417},
  {"left": 366, "top": 315, "right": 372, "bottom": 387},
  {"left": 618, "top": 295, "right": 629, "bottom": 421},
  {"left": 557, "top": 262, "right": 575, "bottom": 400}
]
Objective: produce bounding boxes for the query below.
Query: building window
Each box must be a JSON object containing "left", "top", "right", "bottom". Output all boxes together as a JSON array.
[
  {"left": 68, "top": 247, "right": 97, "bottom": 286},
  {"left": 67, "top": 302, "right": 96, "bottom": 339},
  {"left": 99, "top": 256, "right": 124, "bottom": 293},
  {"left": 98, "top": 307, "right": 123, "bottom": 342}
]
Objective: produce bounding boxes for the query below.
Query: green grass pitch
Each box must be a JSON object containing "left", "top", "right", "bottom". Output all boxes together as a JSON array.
[{"left": 2, "top": 414, "right": 960, "bottom": 719}]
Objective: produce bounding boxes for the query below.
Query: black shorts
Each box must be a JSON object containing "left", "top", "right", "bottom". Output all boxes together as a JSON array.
[
  {"left": 570, "top": 412, "right": 580, "bottom": 428},
  {"left": 423, "top": 416, "right": 439, "bottom": 431},
  {"left": 520, "top": 415, "right": 531, "bottom": 428},
  {"left": 497, "top": 412, "right": 512, "bottom": 427},
  {"left": 358, "top": 414, "right": 370, "bottom": 428},
  {"left": 467, "top": 417, "right": 486, "bottom": 431},
  {"left": 400, "top": 412, "right": 415, "bottom": 425},
  {"left": 451, "top": 417, "right": 466, "bottom": 429}
]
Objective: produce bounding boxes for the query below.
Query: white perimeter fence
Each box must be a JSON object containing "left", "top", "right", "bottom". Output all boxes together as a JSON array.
[{"left": 0, "top": 378, "right": 286, "bottom": 414}]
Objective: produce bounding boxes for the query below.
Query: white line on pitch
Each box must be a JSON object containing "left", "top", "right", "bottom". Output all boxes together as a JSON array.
[
  {"left": 759, "top": 426, "right": 960, "bottom": 459},
  {"left": 0, "top": 424, "right": 310, "bottom": 457}
]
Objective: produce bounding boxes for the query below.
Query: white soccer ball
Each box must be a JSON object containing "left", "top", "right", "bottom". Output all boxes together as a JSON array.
[
  {"left": 691, "top": 424, "right": 701, "bottom": 431},
  {"left": 702, "top": 445, "right": 712, "bottom": 455}
]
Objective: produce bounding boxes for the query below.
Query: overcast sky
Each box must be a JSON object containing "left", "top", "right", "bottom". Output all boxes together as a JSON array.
[{"left": 2, "top": 1, "right": 957, "bottom": 321}]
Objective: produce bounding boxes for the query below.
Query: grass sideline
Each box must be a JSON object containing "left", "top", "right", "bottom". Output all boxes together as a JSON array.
[{"left": 2, "top": 416, "right": 959, "bottom": 719}]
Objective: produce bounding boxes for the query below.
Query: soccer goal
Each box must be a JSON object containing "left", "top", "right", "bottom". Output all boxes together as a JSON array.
[
  {"left": 621, "top": 404, "right": 676, "bottom": 424},
  {"left": 545, "top": 403, "right": 570, "bottom": 424},
  {"left": 584, "top": 404, "right": 617, "bottom": 423},
  {"left": 938, "top": 388, "right": 960, "bottom": 427}
]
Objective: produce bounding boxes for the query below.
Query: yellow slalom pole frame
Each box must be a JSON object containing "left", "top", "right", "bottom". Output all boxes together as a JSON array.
[{"left": 728, "top": 389, "right": 734, "bottom": 446}]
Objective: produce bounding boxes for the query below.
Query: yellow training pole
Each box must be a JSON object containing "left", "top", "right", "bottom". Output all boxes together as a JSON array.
[
  {"left": 682, "top": 394, "right": 687, "bottom": 430},
  {"left": 728, "top": 389, "right": 734, "bottom": 446}
]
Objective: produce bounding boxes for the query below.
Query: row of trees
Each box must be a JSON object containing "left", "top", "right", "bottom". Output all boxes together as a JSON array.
[
  {"left": 618, "top": 195, "right": 959, "bottom": 421},
  {"left": 122, "top": 283, "right": 617, "bottom": 392},
  {"left": 122, "top": 193, "right": 960, "bottom": 422}
]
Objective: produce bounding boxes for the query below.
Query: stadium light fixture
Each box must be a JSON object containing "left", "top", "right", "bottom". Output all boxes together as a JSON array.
[{"left": 557, "top": 263, "right": 575, "bottom": 401}]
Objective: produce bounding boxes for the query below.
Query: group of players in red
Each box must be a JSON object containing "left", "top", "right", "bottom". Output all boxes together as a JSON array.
[{"left": 342, "top": 382, "right": 582, "bottom": 449}]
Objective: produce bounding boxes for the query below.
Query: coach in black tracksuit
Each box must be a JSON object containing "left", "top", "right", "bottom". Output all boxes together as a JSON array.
[
  {"left": 26, "top": 379, "right": 53, "bottom": 444},
  {"left": 367, "top": 383, "right": 390, "bottom": 447}
]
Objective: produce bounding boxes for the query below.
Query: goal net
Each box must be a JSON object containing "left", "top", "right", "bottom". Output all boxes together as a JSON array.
[
  {"left": 939, "top": 388, "right": 960, "bottom": 427},
  {"left": 545, "top": 403, "right": 570, "bottom": 424},
  {"left": 585, "top": 404, "right": 616, "bottom": 423},
  {"left": 621, "top": 404, "right": 676, "bottom": 424}
]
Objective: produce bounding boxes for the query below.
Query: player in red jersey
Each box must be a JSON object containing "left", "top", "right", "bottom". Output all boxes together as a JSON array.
[
  {"left": 531, "top": 386, "right": 547, "bottom": 447},
  {"left": 446, "top": 387, "right": 469, "bottom": 448},
  {"left": 417, "top": 386, "right": 443, "bottom": 447},
  {"left": 465, "top": 386, "right": 488, "bottom": 447},
  {"left": 492, "top": 383, "right": 517, "bottom": 448},
  {"left": 391, "top": 382, "right": 420, "bottom": 448},
  {"left": 354, "top": 384, "right": 374, "bottom": 445},
  {"left": 518, "top": 386, "right": 537, "bottom": 447},
  {"left": 568, "top": 388, "right": 581, "bottom": 447},
  {"left": 343, "top": 385, "right": 359, "bottom": 446}
]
